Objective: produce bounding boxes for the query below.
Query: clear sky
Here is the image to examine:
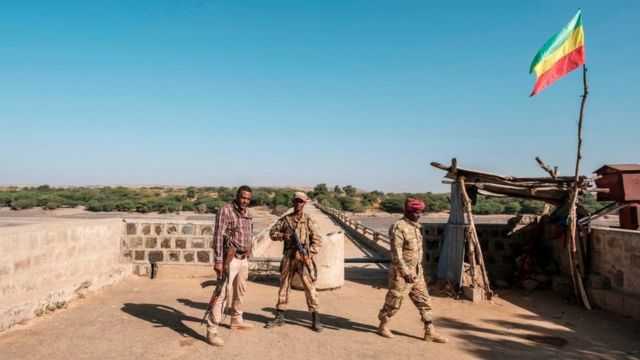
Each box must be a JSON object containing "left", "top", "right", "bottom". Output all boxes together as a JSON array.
[{"left": 1, "top": 1, "right": 638, "bottom": 192}]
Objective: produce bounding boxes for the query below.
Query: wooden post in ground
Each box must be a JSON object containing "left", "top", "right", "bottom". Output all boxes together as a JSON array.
[{"left": 458, "top": 176, "right": 493, "bottom": 300}]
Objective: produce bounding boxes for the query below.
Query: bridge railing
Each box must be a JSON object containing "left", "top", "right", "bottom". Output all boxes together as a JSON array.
[{"left": 314, "top": 202, "right": 391, "bottom": 254}]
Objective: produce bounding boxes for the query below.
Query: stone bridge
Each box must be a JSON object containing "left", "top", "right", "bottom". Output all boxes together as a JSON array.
[{"left": 0, "top": 204, "right": 639, "bottom": 359}]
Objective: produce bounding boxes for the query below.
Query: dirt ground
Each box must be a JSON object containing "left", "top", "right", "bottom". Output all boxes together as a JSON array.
[{"left": 0, "top": 273, "right": 638, "bottom": 360}]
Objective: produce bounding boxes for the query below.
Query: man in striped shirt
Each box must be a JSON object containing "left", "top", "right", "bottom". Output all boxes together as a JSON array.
[{"left": 206, "top": 185, "right": 254, "bottom": 347}]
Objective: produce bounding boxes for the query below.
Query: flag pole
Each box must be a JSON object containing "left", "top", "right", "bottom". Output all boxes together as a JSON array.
[
  {"left": 574, "top": 64, "right": 589, "bottom": 179},
  {"left": 567, "top": 64, "right": 591, "bottom": 309}
]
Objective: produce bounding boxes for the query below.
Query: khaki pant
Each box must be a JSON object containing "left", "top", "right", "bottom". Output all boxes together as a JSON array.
[
  {"left": 378, "top": 266, "right": 433, "bottom": 323},
  {"left": 276, "top": 257, "right": 319, "bottom": 312},
  {"left": 207, "top": 257, "right": 249, "bottom": 334}
]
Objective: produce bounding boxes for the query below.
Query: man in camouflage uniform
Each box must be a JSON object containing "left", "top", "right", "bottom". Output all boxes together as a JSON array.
[
  {"left": 377, "top": 198, "right": 448, "bottom": 343},
  {"left": 265, "top": 191, "right": 324, "bottom": 332}
]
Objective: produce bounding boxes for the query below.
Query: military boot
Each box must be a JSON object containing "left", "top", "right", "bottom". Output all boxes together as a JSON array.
[
  {"left": 377, "top": 319, "right": 394, "bottom": 338},
  {"left": 205, "top": 332, "right": 224, "bottom": 347},
  {"left": 311, "top": 311, "right": 323, "bottom": 332},
  {"left": 265, "top": 310, "right": 285, "bottom": 328},
  {"left": 423, "top": 321, "right": 448, "bottom": 344},
  {"left": 230, "top": 318, "right": 254, "bottom": 330}
]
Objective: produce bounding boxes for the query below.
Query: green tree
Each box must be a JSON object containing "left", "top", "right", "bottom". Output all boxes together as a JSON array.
[{"left": 343, "top": 185, "right": 357, "bottom": 196}]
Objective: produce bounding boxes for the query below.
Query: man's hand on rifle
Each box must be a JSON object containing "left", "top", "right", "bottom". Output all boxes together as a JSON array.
[
  {"left": 281, "top": 232, "right": 292, "bottom": 243},
  {"left": 403, "top": 274, "right": 415, "bottom": 284},
  {"left": 214, "top": 261, "right": 223, "bottom": 278}
]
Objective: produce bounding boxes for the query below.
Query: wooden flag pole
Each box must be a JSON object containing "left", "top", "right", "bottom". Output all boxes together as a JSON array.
[
  {"left": 567, "top": 64, "right": 591, "bottom": 310},
  {"left": 575, "top": 64, "right": 589, "bottom": 179}
]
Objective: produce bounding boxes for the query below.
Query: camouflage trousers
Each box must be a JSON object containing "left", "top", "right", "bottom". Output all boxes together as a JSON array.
[
  {"left": 378, "top": 266, "right": 433, "bottom": 323},
  {"left": 276, "top": 256, "right": 319, "bottom": 312}
]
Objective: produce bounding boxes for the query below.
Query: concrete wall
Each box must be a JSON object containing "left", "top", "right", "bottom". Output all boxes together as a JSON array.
[{"left": 0, "top": 219, "right": 131, "bottom": 332}]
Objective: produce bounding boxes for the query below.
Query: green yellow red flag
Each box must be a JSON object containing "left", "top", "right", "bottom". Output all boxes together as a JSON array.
[{"left": 529, "top": 10, "right": 585, "bottom": 96}]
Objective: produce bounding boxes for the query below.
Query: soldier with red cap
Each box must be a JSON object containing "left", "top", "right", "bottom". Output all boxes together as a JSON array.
[{"left": 377, "top": 198, "right": 448, "bottom": 343}]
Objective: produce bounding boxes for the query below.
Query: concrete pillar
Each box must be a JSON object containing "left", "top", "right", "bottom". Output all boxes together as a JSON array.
[{"left": 292, "top": 230, "right": 344, "bottom": 291}]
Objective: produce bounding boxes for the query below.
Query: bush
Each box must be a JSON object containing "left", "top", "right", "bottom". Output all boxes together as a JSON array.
[
  {"left": 380, "top": 197, "right": 405, "bottom": 213},
  {"left": 317, "top": 194, "right": 342, "bottom": 210},
  {"left": 10, "top": 198, "right": 37, "bottom": 210},
  {"left": 272, "top": 190, "right": 294, "bottom": 207},
  {"left": 504, "top": 201, "right": 522, "bottom": 214},
  {"left": 251, "top": 191, "right": 271, "bottom": 206}
]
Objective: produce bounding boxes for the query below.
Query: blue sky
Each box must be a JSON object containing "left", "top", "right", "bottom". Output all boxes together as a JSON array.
[{"left": 1, "top": 1, "right": 638, "bottom": 192}]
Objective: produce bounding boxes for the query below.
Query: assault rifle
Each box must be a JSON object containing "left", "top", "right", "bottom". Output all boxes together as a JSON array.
[
  {"left": 202, "top": 241, "right": 236, "bottom": 325},
  {"left": 285, "top": 218, "right": 317, "bottom": 282}
]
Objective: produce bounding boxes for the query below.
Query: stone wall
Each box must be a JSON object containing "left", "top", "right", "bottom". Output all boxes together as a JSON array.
[
  {"left": 120, "top": 220, "right": 274, "bottom": 275},
  {"left": 589, "top": 226, "right": 640, "bottom": 296},
  {"left": 422, "top": 223, "right": 531, "bottom": 283},
  {"left": 0, "top": 219, "right": 130, "bottom": 332},
  {"left": 316, "top": 203, "right": 532, "bottom": 282}
]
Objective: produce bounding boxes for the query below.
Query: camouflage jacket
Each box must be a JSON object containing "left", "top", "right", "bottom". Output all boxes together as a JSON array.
[
  {"left": 269, "top": 212, "right": 322, "bottom": 257},
  {"left": 389, "top": 217, "right": 423, "bottom": 277}
]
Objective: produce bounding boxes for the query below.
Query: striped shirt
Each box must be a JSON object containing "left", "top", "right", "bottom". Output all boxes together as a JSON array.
[{"left": 213, "top": 202, "right": 253, "bottom": 262}]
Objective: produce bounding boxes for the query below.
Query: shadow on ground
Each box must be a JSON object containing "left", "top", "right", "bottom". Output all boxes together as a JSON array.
[
  {"left": 121, "top": 303, "right": 206, "bottom": 342},
  {"left": 257, "top": 307, "right": 422, "bottom": 340},
  {"left": 438, "top": 296, "right": 640, "bottom": 360}
]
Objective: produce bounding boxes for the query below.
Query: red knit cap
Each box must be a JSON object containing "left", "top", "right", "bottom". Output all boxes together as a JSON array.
[{"left": 404, "top": 198, "right": 426, "bottom": 213}]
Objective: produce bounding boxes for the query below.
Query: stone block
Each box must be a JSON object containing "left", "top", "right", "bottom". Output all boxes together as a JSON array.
[
  {"left": 175, "top": 238, "right": 187, "bottom": 249},
  {"left": 184, "top": 251, "right": 194, "bottom": 263},
  {"left": 191, "top": 237, "right": 205, "bottom": 249},
  {"left": 167, "top": 224, "right": 178, "bottom": 235},
  {"left": 129, "top": 237, "right": 143, "bottom": 248},
  {"left": 606, "top": 236, "right": 621, "bottom": 250},
  {"left": 145, "top": 237, "right": 157, "bottom": 249},
  {"left": 148, "top": 251, "right": 163, "bottom": 263},
  {"left": 160, "top": 237, "right": 172, "bottom": 249},
  {"left": 120, "top": 236, "right": 128, "bottom": 249},
  {"left": 134, "top": 251, "right": 145, "bottom": 261},
  {"left": 462, "top": 286, "right": 484, "bottom": 303},
  {"left": 631, "top": 254, "right": 640, "bottom": 270},
  {"left": 134, "top": 264, "right": 150, "bottom": 276},
  {"left": 14, "top": 258, "right": 31, "bottom": 272},
  {"left": 141, "top": 224, "right": 151, "bottom": 236},
  {"left": 197, "top": 251, "right": 210, "bottom": 263},
  {"left": 168, "top": 251, "right": 179, "bottom": 262},
  {"left": 181, "top": 224, "right": 195, "bottom": 235},
  {"left": 586, "top": 273, "right": 611, "bottom": 290},
  {"left": 612, "top": 270, "right": 624, "bottom": 289},
  {"left": 153, "top": 224, "right": 164, "bottom": 236},
  {"left": 121, "top": 250, "right": 133, "bottom": 261},
  {"left": 126, "top": 223, "right": 137, "bottom": 235},
  {"left": 198, "top": 225, "right": 213, "bottom": 236}
]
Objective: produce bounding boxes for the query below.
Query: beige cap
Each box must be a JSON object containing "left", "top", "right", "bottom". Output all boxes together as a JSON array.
[{"left": 293, "top": 191, "right": 308, "bottom": 201}]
